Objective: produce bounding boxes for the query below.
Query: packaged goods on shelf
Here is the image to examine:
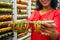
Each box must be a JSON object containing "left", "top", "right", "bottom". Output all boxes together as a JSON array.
[
  {"left": 21, "top": 0, "right": 28, "bottom": 5},
  {"left": 31, "top": 10, "right": 35, "bottom": 13},
  {"left": 16, "top": 0, "right": 28, "bottom": 39},
  {"left": 0, "top": 8, "right": 12, "bottom": 13},
  {"left": 0, "top": 22, "right": 8, "bottom": 28},
  {"left": 9, "top": 21, "right": 13, "bottom": 26},
  {"left": 31, "top": 0, "right": 36, "bottom": 14},
  {"left": 17, "top": 0, "right": 21, "bottom": 4},
  {"left": 31, "top": 2, "right": 36, "bottom": 6},
  {"left": 0, "top": 2, "right": 12, "bottom": 8},
  {"left": 21, "top": 0, "right": 27, "bottom": 1},
  {"left": 17, "top": 0, "right": 28, "bottom": 5},
  {"left": 0, "top": 21, "right": 13, "bottom": 28},
  {"left": 18, "top": 9, "right": 27, "bottom": 14},
  {"left": 0, "top": 2, "right": 28, "bottom": 9},
  {"left": 0, "top": 15, "right": 12, "bottom": 22},
  {"left": 17, "top": 4, "right": 27, "bottom": 9},
  {"left": 15, "top": 21, "right": 28, "bottom": 33},
  {"left": 13, "top": 20, "right": 28, "bottom": 38},
  {"left": 17, "top": 31, "right": 27, "bottom": 38},
  {"left": 17, "top": 15, "right": 28, "bottom": 19},
  {"left": 0, "top": 27, "right": 12, "bottom": 34},
  {"left": 0, "top": 0, "right": 14, "bottom": 40},
  {"left": 31, "top": 6, "right": 36, "bottom": 10},
  {"left": 0, "top": 32, "right": 13, "bottom": 39},
  {"left": 31, "top": 0, "right": 36, "bottom": 2}
]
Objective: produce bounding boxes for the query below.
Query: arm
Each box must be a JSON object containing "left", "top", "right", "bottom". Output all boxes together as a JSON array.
[
  {"left": 40, "top": 10, "right": 60, "bottom": 40},
  {"left": 54, "top": 11, "right": 60, "bottom": 40}
]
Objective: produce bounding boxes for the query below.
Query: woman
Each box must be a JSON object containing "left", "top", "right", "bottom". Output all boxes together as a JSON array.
[{"left": 27, "top": 0, "right": 60, "bottom": 40}]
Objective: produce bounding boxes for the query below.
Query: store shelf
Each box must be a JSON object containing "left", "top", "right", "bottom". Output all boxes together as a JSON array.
[
  {"left": 0, "top": 15, "right": 12, "bottom": 22},
  {"left": 0, "top": 8, "right": 12, "bottom": 13},
  {"left": 0, "top": 0, "right": 14, "bottom": 40},
  {"left": 31, "top": 2, "right": 36, "bottom": 6},
  {"left": 0, "top": 35, "right": 13, "bottom": 40},
  {"left": 17, "top": 14, "right": 28, "bottom": 19},
  {"left": 18, "top": 33, "right": 31, "bottom": 40},
  {"left": 31, "top": 10, "right": 34, "bottom": 13},
  {"left": 17, "top": 4, "right": 27, "bottom": 9},
  {"left": 31, "top": 6, "right": 36, "bottom": 10},
  {"left": 0, "top": 2, "right": 12, "bottom": 8},
  {"left": 21, "top": 0, "right": 28, "bottom": 5},
  {"left": 31, "top": 0, "right": 36, "bottom": 2},
  {"left": 18, "top": 9, "right": 27, "bottom": 14}
]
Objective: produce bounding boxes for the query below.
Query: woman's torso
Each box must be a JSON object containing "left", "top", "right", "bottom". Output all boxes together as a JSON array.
[{"left": 31, "top": 9, "right": 58, "bottom": 40}]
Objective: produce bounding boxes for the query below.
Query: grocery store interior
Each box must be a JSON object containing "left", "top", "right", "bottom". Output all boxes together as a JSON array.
[{"left": 0, "top": 0, "right": 60, "bottom": 40}]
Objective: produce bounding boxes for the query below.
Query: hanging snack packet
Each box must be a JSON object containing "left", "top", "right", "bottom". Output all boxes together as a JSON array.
[
  {"left": 34, "top": 21, "right": 37, "bottom": 32},
  {"left": 24, "top": 22, "right": 29, "bottom": 32},
  {"left": 37, "top": 21, "right": 42, "bottom": 33},
  {"left": 20, "top": 20, "right": 24, "bottom": 33}
]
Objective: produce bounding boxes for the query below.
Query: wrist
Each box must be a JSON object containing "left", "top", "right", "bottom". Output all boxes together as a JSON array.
[{"left": 50, "top": 31, "right": 58, "bottom": 40}]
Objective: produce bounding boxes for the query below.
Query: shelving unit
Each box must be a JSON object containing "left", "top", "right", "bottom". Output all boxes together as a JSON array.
[
  {"left": 18, "top": 33, "right": 31, "bottom": 40},
  {"left": 0, "top": 0, "right": 13, "bottom": 40},
  {"left": 17, "top": 0, "right": 31, "bottom": 40},
  {"left": 31, "top": 0, "right": 36, "bottom": 13},
  {"left": 0, "top": 0, "right": 29, "bottom": 39},
  {"left": 17, "top": 0, "right": 28, "bottom": 20},
  {"left": 16, "top": 0, "right": 30, "bottom": 40},
  {"left": 0, "top": 0, "right": 31, "bottom": 40}
]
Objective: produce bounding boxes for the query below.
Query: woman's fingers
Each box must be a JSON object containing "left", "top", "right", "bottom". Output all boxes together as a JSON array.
[
  {"left": 41, "top": 25, "right": 56, "bottom": 32},
  {"left": 40, "top": 29, "right": 53, "bottom": 36},
  {"left": 40, "top": 30, "right": 50, "bottom": 36},
  {"left": 41, "top": 22, "right": 55, "bottom": 28}
]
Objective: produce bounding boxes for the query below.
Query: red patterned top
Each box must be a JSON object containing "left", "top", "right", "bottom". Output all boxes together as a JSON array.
[{"left": 26, "top": 9, "right": 60, "bottom": 40}]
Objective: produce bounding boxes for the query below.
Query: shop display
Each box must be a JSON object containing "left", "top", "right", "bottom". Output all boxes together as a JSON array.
[
  {"left": 17, "top": 0, "right": 29, "bottom": 39},
  {"left": 17, "top": 0, "right": 28, "bottom": 20},
  {"left": 31, "top": 10, "right": 34, "bottom": 13},
  {"left": 0, "top": 15, "right": 12, "bottom": 22},
  {"left": 16, "top": 21, "right": 28, "bottom": 33},
  {"left": 36, "top": 21, "right": 41, "bottom": 33},
  {"left": 31, "top": 0, "right": 36, "bottom": 2},
  {"left": 0, "top": 2, "right": 12, "bottom": 8},
  {"left": 31, "top": 6, "right": 36, "bottom": 10},
  {"left": 17, "top": 0, "right": 28, "bottom": 5},
  {"left": 14, "top": 20, "right": 28, "bottom": 38},
  {"left": 0, "top": 0, "right": 13, "bottom": 40},
  {"left": 0, "top": 22, "right": 8, "bottom": 28},
  {"left": 0, "top": 32, "right": 13, "bottom": 39},
  {"left": 0, "top": 8, "right": 12, "bottom": 13},
  {"left": 15, "top": 0, "right": 28, "bottom": 38},
  {"left": 18, "top": 9, "right": 27, "bottom": 14},
  {"left": 21, "top": 0, "right": 28, "bottom": 5},
  {"left": 0, "top": 2, "right": 27, "bottom": 9},
  {"left": 31, "top": 2, "right": 36, "bottom": 6},
  {"left": 17, "top": 4, "right": 27, "bottom": 9},
  {"left": 0, "top": 0, "right": 29, "bottom": 40},
  {"left": 17, "top": 0, "right": 21, "bottom": 4},
  {"left": 17, "top": 31, "right": 27, "bottom": 38},
  {"left": 0, "top": 0, "right": 38, "bottom": 39},
  {"left": 31, "top": 0, "right": 36, "bottom": 14},
  {"left": 17, "top": 15, "right": 28, "bottom": 19},
  {"left": 34, "top": 21, "right": 37, "bottom": 32},
  {"left": 0, "top": 27, "right": 12, "bottom": 34}
]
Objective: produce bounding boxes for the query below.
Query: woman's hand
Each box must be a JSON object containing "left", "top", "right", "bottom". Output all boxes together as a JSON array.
[{"left": 40, "top": 22, "right": 58, "bottom": 40}]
